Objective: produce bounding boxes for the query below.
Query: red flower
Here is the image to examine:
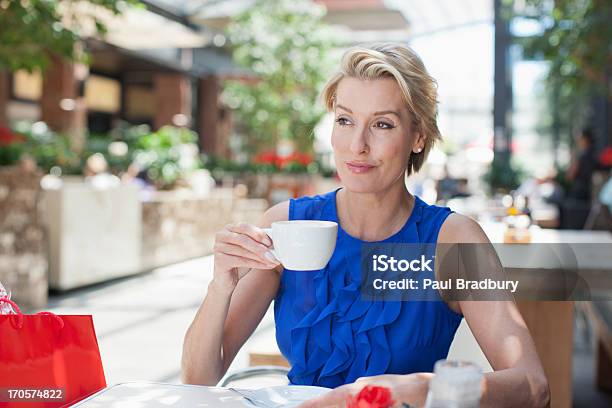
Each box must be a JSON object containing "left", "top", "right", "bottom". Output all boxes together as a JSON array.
[
  {"left": 296, "top": 152, "right": 313, "bottom": 166},
  {"left": 277, "top": 152, "right": 313, "bottom": 168},
  {"left": 252, "top": 150, "right": 313, "bottom": 170},
  {"left": 0, "top": 127, "right": 14, "bottom": 146},
  {"left": 600, "top": 147, "right": 612, "bottom": 167},
  {"left": 253, "top": 150, "right": 279, "bottom": 166},
  {"left": 0, "top": 127, "right": 24, "bottom": 146},
  {"left": 347, "top": 385, "right": 395, "bottom": 408}
]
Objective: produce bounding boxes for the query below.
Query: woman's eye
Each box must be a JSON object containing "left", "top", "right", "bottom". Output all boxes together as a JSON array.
[
  {"left": 374, "top": 121, "right": 394, "bottom": 129},
  {"left": 335, "top": 117, "right": 351, "bottom": 126}
]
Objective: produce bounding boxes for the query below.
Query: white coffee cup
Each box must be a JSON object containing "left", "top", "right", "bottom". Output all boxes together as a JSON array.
[{"left": 263, "top": 220, "right": 338, "bottom": 271}]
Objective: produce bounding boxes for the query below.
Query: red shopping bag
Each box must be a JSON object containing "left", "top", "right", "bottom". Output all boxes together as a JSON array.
[{"left": 0, "top": 297, "right": 106, "bottom": 407}]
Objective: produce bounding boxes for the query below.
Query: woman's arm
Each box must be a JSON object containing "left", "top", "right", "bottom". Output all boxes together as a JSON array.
[
  {"left": 438, "top": 214, "right": 550, "bottom": 407},
  {"left": 181, "top": 201, "right": 289, "bottom": 385}
]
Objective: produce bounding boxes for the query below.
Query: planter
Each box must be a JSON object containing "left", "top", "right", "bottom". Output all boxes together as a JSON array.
[{"left": 43, "top": 178, "right": 142, "bottom": 290}]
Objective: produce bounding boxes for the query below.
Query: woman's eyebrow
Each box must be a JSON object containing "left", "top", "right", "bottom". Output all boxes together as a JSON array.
[
  {"left": 337, "top": 104, "right": 401, "bottom": 118},
  {"left": 336, "top": 104, "right": 353, "bottom": 113},
  {"left": 373, "top": 110, "right": 401, "bottom": 118}
]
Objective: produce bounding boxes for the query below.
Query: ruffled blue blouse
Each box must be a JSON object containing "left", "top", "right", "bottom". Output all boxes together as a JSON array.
[{"left": 273, "top": 188, "right": 463, "bottom": 388}]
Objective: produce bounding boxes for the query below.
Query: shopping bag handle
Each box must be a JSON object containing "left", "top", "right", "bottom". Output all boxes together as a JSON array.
[
  {"left": 0, "top": 296, "right": 21, "bottom": 314},
  {"left": 36, "top": 312, "right": 65, "bottom": 329},
  {"left": 0, "top": 296, "right": 64, "bottom": 330}
]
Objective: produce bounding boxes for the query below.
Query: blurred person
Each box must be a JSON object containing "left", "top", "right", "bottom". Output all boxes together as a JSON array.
[
  {"left": 558, "top": 129, "right": 598, "bottom": 228},
  {"left": 83, "top": 152, "right": 108, "bottom": 178},
  {"left": 182, "top": 44, "right": 549, "bottom": 407},
  {"left": 566, "top": 128, "right": 597, "bottom": 201},
  {"left": 121, "top": 162, "right": 153, "bottom": 190},
  {"left": 84, "top": 153, "right": 119, "bottom": 189}
]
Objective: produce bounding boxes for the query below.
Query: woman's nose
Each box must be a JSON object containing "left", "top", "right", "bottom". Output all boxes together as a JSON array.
[{"left": 349, "top": 126, "right": 369, "bottom": 154}]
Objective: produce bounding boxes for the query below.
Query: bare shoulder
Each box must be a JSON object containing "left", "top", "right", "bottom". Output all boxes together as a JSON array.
[
  {"left": 438, "top": 212, "right": 490, "bottom": 244},
  {"left": 437, "top": 213, "right": 492, "bottom": 314},
  {"left": 258, "top": 200, "right": 290, "bottom": 227}
]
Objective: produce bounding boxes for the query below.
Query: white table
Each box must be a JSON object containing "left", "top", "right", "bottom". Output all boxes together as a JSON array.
[
  {"left": 72, "top": 382, "right": 328, "bottom": 407},
  {"left": 72, "top": 382, "right": 248, "bottom": 407}
]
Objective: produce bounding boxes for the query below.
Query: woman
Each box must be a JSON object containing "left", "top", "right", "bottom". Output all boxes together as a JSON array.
[{"left": 182, "top": 43, "right": 550, "bottom": 407}]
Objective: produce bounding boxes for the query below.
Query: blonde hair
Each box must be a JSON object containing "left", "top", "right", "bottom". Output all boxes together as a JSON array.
[{"left": 321, "top": 43, "right": 441, "bottom": 175}]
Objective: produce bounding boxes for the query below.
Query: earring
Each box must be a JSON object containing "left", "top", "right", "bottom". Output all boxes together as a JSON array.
[{"left": 414, "top": 147, "right": 422, "bottom": 153}]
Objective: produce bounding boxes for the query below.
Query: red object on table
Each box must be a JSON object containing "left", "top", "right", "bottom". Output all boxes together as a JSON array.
[
  {"left": 0, "top": 297, "right": 106, "bottom": 407},
  {"left": 347, "top": 385, "right": 395, "bottom": 408}
]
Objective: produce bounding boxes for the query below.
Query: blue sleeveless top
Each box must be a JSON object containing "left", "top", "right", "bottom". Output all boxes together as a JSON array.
[{"left": 273, "top": 188, "right": 463, "bottom": 387}]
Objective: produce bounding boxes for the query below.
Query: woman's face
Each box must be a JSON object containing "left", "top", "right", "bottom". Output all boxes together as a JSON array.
[{"left": 331, "top": 77, "right": 423, "bottom": 194}]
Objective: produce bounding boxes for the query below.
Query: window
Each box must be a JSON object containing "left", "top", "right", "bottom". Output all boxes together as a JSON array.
[
  {"left": 12, "top": 70, "right": 42, "bottom": 101},
  {"left": 85, "top": 75, "right": 121, "bottom": 113}
]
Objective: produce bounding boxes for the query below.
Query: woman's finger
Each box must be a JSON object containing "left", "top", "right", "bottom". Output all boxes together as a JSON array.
[
  {"left": 215, "top": 251, "right": 277, "bottom": 270},
  {"left": 215, "top": 242, "right": 278, "bottom": 267},
  {"left": 227, "top": 222, "right": 273, "bottom": 247},
  {"left": 217, "top": 229, "right": 273, "bottom": 259}
]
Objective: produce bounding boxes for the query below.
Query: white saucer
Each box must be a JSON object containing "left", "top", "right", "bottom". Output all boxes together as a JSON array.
[{"left": 238, "top": 385, "right": 330, "bottom": 408}]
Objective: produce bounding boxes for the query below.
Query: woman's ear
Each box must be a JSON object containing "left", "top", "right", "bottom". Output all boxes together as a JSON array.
[{"left": 412, "top": 132, "right": 425, "bottom": 154}]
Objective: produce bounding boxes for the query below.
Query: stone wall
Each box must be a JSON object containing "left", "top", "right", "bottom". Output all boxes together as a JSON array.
[
  {"left": 0, "top": 165, "right": 47, "bottom": 309},
  {"left": 140, "top": 189, "right": 268, "bottom": 270}
]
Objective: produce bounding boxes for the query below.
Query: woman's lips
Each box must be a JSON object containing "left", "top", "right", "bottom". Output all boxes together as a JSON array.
[{"left": 346, "top": 161, "right": 376, "bottom": 174}]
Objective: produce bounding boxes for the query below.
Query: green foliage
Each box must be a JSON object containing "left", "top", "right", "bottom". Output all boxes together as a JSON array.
[
  {"left": 202, "top": 152, "right": 324, "bottom": 181},
  {"left": 0, "top": 142, "right": 23, "bottom": 166},
  {"left": 2, "top": 121, "right": 203, "bottom": 190},
  {"left": 514, "top": 0, "right": 612, "bottom": 144},
  {"left": 133, "top": 126, "right": 200, "bottom": 190},
  {"left": 223, "top": 0, "right": 338, "bottom": 155},
  {"left": 84, "top": 124, "right": 202, "bottom": 188},
  {"left": 89, "top": 122, "right": 150, "bottom": 173},
  {"left": 202, "top": 154, "right": 246, "bottom": 172},
  {"left": 0, "top": 0, "right": 141, "bottom": 72},
  {"left": 9, "top": 121, "right": 79, "bottom": 172},
  {"left": 517, "top": 0, "right": 611, "bottom": 93},
  {"left": 483, "top": 158, "right": 525, "bottom": 194},
  {"left": 76, "top": 122, "right": 149, "bottom": 176}
]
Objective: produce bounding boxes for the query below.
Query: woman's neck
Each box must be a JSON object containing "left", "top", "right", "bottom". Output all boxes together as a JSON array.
[{"left": 336, "top": 181, "right": 414, "bottom": 242}]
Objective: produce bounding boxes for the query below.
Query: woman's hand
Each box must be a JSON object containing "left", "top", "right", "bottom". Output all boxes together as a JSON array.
[
  {"left": 297, "top": 373, "right": 432, "bottom": 408},
  {"left": 212, "top": 222, "right": 280, "bottom": 294}
]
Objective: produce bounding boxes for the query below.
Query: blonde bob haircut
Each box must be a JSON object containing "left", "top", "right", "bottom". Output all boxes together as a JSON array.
[{"left": 321, "top": 43, "right": 441, "bottom": 175}]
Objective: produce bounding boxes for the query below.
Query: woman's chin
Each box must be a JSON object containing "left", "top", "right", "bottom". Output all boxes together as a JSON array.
[{"left": 340, "top": 178, "right": 381, "bottom": 194}]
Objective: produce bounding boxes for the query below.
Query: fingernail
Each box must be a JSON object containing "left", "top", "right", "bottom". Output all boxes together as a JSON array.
[
  {"left": 263, "top": 236, "right": 272, "bottom": 246},
  {"left": 265, "top": 251, "right": 278, "bottom": 263}
]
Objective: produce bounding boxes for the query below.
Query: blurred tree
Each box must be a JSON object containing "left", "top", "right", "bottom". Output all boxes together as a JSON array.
[
  {"left": 514, "top": 0, "right": 611, "bottom": 155},
  {"left": 483, "top": 157, "right": 524, "bottom": 194},
  {"left": 0, "top": 0, "right": 140, "bottom": 72},
  {"left": 222, "top": 0, "right": 338, "bottom": 155}
]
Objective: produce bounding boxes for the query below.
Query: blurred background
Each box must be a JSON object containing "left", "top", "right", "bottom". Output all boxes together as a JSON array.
[{"left": 0, "top": 1, "right": 611, "bottom": 407}]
